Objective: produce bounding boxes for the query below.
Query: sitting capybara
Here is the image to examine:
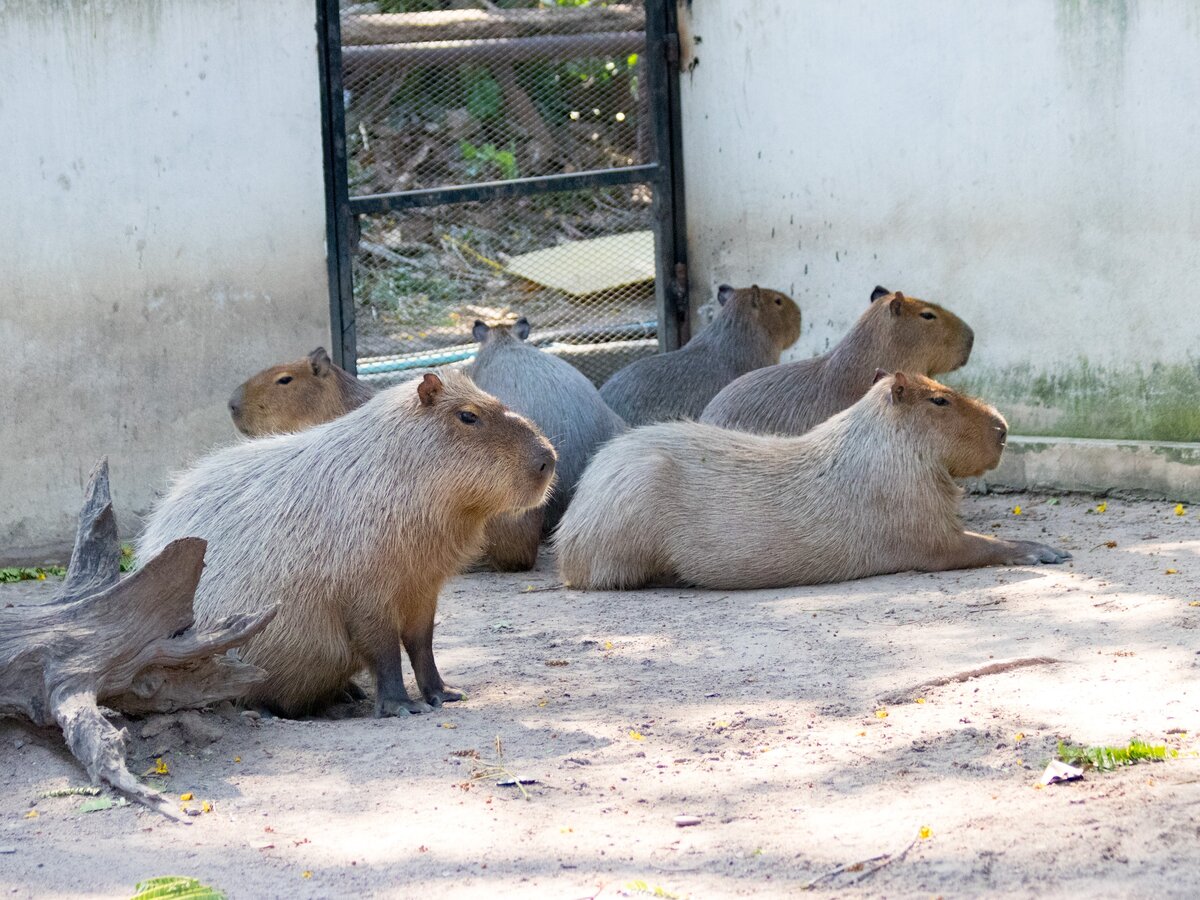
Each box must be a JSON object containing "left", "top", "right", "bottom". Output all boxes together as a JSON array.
[
  {"left": 701, "top": 286, "right": 974, "bottom": 436},
  {"left": 469, "top": 317, "right": 626, "bottom": 571},
  {"left": 556, "top": 371, "right": 1068, "bottom": 590},
  {"left": 137, "top": 371, "right": 556, "bottom": 717},
  {"left": 599, "top": 284, "right": 801, "bottom": 426},
  {"left": 229, "top": 347, "right": 374, "bottom": 437}
]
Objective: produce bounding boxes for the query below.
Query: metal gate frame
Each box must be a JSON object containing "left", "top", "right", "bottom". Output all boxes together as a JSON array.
[{"left": 316, "top": 0, "right": 689, "bottom": 375}]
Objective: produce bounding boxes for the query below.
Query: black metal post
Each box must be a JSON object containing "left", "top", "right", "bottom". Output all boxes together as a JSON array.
[
  {"left": 317, "top": 0, "right": 358, "bottom": 373},
  {"left": 644, "top": 0, "right": 689, "bottom": 351}
]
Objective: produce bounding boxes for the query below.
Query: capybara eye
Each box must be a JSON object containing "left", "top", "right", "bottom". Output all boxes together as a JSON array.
[
  {"left": 920, "top": 311, "right": 937, "bottom": 320},
  {"left": 457, "top": 410, "right": 478, "bottom": 425},
  {"left": 930, "top": 396, "right": 950, "bottom": 406},
  {"left": 774, "top": 297, "right": 782, "bottom": 305},
  {"left": 275, "top": 375, "right": 294, "bottom": 386}
]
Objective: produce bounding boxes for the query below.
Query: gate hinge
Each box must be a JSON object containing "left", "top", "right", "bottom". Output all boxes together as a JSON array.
[
  {"left": 665, "top": 32, "right": 680, "bottom": 66},
  {"left": 671, "top": 261, "right": 689, "bottom": 319}
]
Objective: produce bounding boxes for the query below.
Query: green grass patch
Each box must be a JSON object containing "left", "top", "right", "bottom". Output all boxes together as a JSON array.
[{"left": 1057, "top": 739, "right": 1169, "bottom": 771}]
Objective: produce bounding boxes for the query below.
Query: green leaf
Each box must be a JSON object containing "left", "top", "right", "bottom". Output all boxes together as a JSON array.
[
  {"left": 130, "top": 876, "right": 226, "bottom": 900},
  {"left": 80, "top": 796, "right": 128, "bottom": 813},
  {"left": 464, "top": 69, "right": 503, "bottom": 120}
]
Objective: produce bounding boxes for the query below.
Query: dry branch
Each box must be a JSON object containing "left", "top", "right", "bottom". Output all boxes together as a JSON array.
[
  {"left": 878, "top": 656, "right": 1062, "bottom": 705},
  {"left": 0, "top": 459, "right": 277, "bottom": 819}
]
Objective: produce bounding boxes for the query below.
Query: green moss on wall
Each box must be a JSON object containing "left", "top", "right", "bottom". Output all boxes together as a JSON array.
[{"left": 948, "top": 359, "right": 1200, "bottom": 443}]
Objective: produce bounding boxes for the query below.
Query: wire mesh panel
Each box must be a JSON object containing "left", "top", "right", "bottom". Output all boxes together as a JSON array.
[{"left": 333, "top": 0, "right": 674, "bottom": 384}]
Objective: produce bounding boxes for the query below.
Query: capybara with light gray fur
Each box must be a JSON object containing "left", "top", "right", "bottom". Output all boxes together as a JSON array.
[
  {"left": 599, "top": 284, "right": 801, "bottom": 426},
  {"left": 701, "top": 287, "right": 974, "bottom": 436},
  {"left": 468, "top": 317, "right": 625, "bottom": 571},
  {"left": 138, "top": 371, "right": 556, "bottom": 717},
  {"left": 229, "top": 347, "right": 375, "bottom": 437},
  {"left": 557, "top": 371, "right": 1068, "bottom": 590}
]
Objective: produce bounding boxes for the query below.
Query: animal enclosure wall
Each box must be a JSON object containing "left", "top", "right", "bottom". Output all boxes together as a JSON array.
[
  {"left": 678, "top": 1, "right": 1200, "bottom": 496},
  {"left": 0, "top": 1, "right": 330, "bottom": 561}
]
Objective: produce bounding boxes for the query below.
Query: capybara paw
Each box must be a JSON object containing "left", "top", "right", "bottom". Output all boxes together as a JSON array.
[
  {"left": 1008, "top": 540, "right": 1071, "bottom": 565},
  {"left": 424, "top": 687, "right": 465, "bottom": 707},
  {"left": 374, "top": 697, "right": 434, "bottom": 718}
]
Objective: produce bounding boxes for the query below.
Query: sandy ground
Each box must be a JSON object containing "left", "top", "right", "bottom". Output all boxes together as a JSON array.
[{"left": 1, "top": 492, "right": 1198, "bottom": 899}]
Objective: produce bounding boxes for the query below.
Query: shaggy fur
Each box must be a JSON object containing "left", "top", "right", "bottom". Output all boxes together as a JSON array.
[
  {"left": 701, "top": 287, "right": 974, "bottom": 436},
  {"left": 556, "top": 373, "right": 1069, "bottom": 591},
  {"left": 138, "top": 371, "right": 556, "bottom": 717},
  {"left": 468, "top": 318, "right": 626, "bottom": 570},
  {"left": 229, "top": 347, "right": 376, "bottom": 437},
  {"left": 599, "top": 284, "right": 801, "bottom": 426}
]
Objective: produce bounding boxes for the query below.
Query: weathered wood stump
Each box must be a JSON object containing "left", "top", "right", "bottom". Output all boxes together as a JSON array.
[{"left": 0, "top": 459, "right": 277, "bottom": 820}]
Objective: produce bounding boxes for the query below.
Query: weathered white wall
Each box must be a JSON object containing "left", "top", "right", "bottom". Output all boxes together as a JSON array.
[
  {"left": 680, "top": 0, "right": 1200, "bottom": 447},
  {"left": 0, "top": 1, "right": 330, "bottom": 561}
]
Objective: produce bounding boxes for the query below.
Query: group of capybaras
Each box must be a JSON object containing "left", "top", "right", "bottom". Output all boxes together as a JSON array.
[{"left": 139, "top": 284, "right": 1069, "bottom": 718}]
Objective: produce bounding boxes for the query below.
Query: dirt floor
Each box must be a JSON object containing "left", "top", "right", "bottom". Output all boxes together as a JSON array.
[{"left": 2, "top": 492, "right": 1198, "bottom": 899}]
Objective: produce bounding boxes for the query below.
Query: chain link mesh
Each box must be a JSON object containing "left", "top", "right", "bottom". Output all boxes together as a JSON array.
[{"left": 340, "top": 1, "right": 658, "bottom": 384}]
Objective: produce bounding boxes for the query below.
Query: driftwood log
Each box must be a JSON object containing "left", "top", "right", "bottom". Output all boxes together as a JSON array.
[
  {"left": 0, "top": 459, "right": 278, "bottom": 820},
  {"left": 341, "top": 5, "right": 645, "bottom": 46}
]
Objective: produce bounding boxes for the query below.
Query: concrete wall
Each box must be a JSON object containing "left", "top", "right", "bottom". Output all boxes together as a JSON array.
[
  {"left": 0, "top": 1, "right": 331, "bottom": 562},
  {"left": 679, "top": 0, "right": 1200, "bottom": 490}
]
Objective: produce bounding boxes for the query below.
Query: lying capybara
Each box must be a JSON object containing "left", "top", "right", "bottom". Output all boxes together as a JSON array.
[
  {"left": 138, "top": 371, "right": 556, "bottom": 717},
  {"left": 229, "top": 347, "right": 374, "bottom": 437},
  {"left": 556, "top": 371, "right": 1068, "bottom": 590},
  {"left": 701, "top": 286, "right": 974, "bottom": 436},
  {"left": 469, "top": 317, "right": 626, "bottom": 571},
  {"left": 599, "top": 284, "right": 801, "bottom": 426}
]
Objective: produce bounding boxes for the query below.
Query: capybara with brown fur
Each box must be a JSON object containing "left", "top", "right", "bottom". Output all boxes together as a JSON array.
[
  {"left": 468, "top": 317, "right": 625, "bottom": 571},
  {"left": 229, "top": 347, "right": 375, "bottom": 437},
  {"left": 599, "top": 284, "right": 801, "bottom": 426},
  {"left": 138, "top": 371, "right": 556, "bottom": 717},
  {"left": 557, "top": 371, "right": 1068, "bottom": 590},
  {"left": 701, "top": 287, "right": 974, "bottom": 436}
]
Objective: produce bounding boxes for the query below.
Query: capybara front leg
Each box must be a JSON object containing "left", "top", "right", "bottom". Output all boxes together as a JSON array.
[
  {"left": 403, "top": 615, "right": 464, "bottom": 707},
  {"left": 937, "top": 531, "right": 1072, "bottom": 571},
  {"left": 371, "top": 634, "right": 433, "bottom": 717}
]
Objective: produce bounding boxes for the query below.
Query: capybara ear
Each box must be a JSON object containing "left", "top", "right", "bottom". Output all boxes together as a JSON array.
[
  {"left": 514, "top": 317, "right": 531, "bottom": 341},
  {"left": 890, "top": 372, "right": 909, "bottom": 404},
  {"left": 717, "top": 284, "right": 735, "bottom": 306},
  {"left": 890, "top": 296, "right": 904, "bottom": 316},
  {"left": 873, "top": 368, "right": 890, "bottom": 384},
  {"left": 870, "top": 286, "right": 890, "bottom": 303},
  {"left": 472, "top": 320, "right": 489, "bottom": 342},
  {"left": 417, "top": 372, "right": 444, "bottom": 407},
  {"left": 308, "top": 347, "right": 332, "bottom": 376}
]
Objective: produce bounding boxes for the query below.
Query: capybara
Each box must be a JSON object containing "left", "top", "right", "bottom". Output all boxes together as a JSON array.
[
  {"left": 229, "top": 347, "right": 374, "bottom": 437},
  {"left": 138, "top": 371, "right": 556, "bottom": 717},
  {"left": 701, "top": 286, "right": 974, "bottom": 436},
  {"left": 468, "top": 317, "right": 626, "bottom": 571},
  {"left": 556, "top": 372, "right": 1068, "bottom": 590},
  {"left": 599, "top": 284, "right": 801, "bottom": 426}
]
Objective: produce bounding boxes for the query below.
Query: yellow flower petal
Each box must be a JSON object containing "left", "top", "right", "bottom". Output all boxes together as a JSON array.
[
  {"left": 918, "top": 825, "right": 932, "bottom": 840},
  {"left": 201, "top": 801, "right": 213, "bottom": 813},
  {"left": 874, "top": 709, "right": 888, "bottom": 719},
  {"left": 1012, "top": 506, "right": 1022, "bottom": 515},
  {"left": 604, "top": 641, "right": 614, "bottom": 651},
  {"left": 180, "top": 792, "right": 193, "bottom": 801},
  {"left": 440, "top": 722, "right": 457, "bottom": 729},
  {"left": 154, "top": 758, "right": 169, "bottom": 775},
  {"left": 1175, "top": 503, "right": 1186, "bottom": 516},
  {"left": 1096, "top": 502, "right": 1108, "bottom": 513},
  {"left": 301, "top": 871, "right": 312, "bottom": 879},
  {"left": 914, "top": 698, "right": 926, "bottom": 704},
  {"left": 1166, "top": 569, "right": 1179, "bottom": 575},
  {"left": 1014, "top": 732, "right": 1025, "bottom": 742},
  {"left": 628, "top": 730, "right": 645, "bottom": 741},
  {"left": 24, "top": 809, "right": 38, "bottom": 819},
  {"left": 233, "top": 757, "right": 241, "bottom": 764}
]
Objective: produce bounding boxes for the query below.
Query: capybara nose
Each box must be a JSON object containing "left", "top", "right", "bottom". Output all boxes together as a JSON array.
[
  {"left": 996, "top": 423, "right": 1008, "bottom": 447},
  {"left": 534, "top": 446, "right": 556, "bottom": 475},
  {"left": 228, "top": 385, "right": 244, "bottom": 416},
  {"left": 963, "top": 326, "right": 975, "bottom": 355}
]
